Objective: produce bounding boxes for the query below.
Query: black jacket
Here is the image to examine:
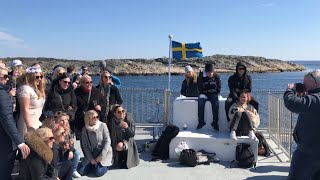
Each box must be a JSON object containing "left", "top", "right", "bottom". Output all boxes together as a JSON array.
[
  {"left": 198, "top": 74, "right": 221, "bottom": 96},
  {"left": 74, "top": 87, "right": 105, "bottom": 131},
  {"left": 228, "top": 63, "right": 252, "bottom": 99},
  {"left": 16, "top": 131, "right": 55, "bottom": 180},
  {"left": 44, "top": 83, "right": 78, "bottom": 120},
  {"left": 180, "top": 79, "right": 199, "bottom": 97},
  {"left": 96, "top": 84, "right": 123, "bottom": 123},
  {"left": 0, "top": 84, "right": 24, "bottom": 151},
  {"left": 284, "top": 88, "right": 320, "bottom": 153}
]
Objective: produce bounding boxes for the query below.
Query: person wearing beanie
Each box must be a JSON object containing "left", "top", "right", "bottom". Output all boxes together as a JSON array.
[
  {"left": 10, "top": 59, "right": 23, "bottom": 68},
  {"left": 225, "top": 62, "right": 259, "bottom": 122},
  {"left": 197, "top": 63, "right": 221, "bottom": 131},
  {"left": 180, "top": 65, "right": 199, "bottom": 97}
]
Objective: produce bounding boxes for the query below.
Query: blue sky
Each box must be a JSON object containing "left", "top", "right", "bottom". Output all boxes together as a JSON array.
[{"left": 1, "top": 0, "right": 319, "bottom": 60}]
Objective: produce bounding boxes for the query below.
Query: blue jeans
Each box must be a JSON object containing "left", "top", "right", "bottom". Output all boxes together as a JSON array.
[
  {"left": 287, "top": 147, "right": 320, "bottom": 180},
  {"left": 78, "top": 162, "right": 109, "bottom": 177},
  {"left": 60, "top": 149, "right": 81, "bottom": 171},
  {"left": 198, "top": 94, "right": 219, "bottom": 124}
]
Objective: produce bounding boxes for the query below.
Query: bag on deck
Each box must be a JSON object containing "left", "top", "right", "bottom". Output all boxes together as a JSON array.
[
  {"left": 255, "top": 131, "right": 272, "bottom": 157},
  {"left": 234, "top": 143, "right": 256, "bottom": 168},
  {"left": 179, "top": 149, "right": 198, "bottom": 167}
]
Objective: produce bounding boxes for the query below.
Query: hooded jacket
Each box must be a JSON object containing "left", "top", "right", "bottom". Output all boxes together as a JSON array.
[
  {"left": 228, "top": 62, "right": 252, "bottom": 99},
  {"left": 16, "top": 131, "right": 55, "bottom": 180}
]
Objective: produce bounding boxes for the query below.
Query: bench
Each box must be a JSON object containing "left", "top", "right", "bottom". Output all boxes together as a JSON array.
[{"left": 169, "top": 96, "right": 258, "bottom": 162}]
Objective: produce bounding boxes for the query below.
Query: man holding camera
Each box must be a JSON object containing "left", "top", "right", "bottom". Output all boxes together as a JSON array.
[{"left": 284, "top": 70, "right": 320, "bottom": 180}]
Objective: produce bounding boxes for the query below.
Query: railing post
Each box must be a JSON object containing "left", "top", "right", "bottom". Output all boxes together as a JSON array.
[
  {"left": 277, "top": 98, "right": 281, "bottom": 149},
  {"left": 289, "top": 112, "right": 293, "bottom": 162},
  {"left": 163, "top": 89, "right": 171, "bottom": 127}
]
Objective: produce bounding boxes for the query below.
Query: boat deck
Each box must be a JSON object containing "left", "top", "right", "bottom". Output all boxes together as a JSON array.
[{"left": 74, "top": 127, "right": 290, "bottom": 180}]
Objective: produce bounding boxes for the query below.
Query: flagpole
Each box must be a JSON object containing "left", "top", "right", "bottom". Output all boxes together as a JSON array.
[{"left": 168, "top": 35, "right": 173, "bottom": 90}]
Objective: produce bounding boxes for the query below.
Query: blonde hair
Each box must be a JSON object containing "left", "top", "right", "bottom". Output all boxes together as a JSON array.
[
  {"left": 185, "top": 71, "right": 197, "bottom": 85},
  {"left": 35, "top": 127, "right": 53, "bottom": 142},
  {"left": 80, "top": 75, "right": 92, "bottom": 87},
  {"left": 22, "top": 72, "right": 46, "bottom": 98},
  {"left": 84, "top": 110, "right": 98, "bottom": 125},
  {"left": 52, "top": 67, "right": 66, "bottom": 81}
]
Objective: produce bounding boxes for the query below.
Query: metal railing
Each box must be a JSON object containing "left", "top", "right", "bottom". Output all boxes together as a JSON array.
[{"left": 268, "top": 93, "right": 294, "bottom": 162}]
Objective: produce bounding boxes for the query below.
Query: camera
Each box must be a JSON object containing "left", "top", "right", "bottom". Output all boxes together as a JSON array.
[{"left": 295, "top": 83, "right": 304, "bottom": 93}]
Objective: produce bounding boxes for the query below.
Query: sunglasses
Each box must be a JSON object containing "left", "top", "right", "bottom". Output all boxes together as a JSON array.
[
  {"left": 238, "top": 68, "right": 245, "bottom": 71},
  {"left": 63, "top": 80, "right": 71, "bottom": 85},
  {"left": 93, "top": 116, "right": 99, "bottom": 119},
  {"left": 0, "top": 74, "right": 9, "bottom": 79},
  {"left": 35, "top": 75, "right": 43, "bottom": 79},
  {"left": 117, "top": 110, "right": 125, "bottom": 114},
  {"left": 83, "top": 81, "right": 92, "bottom": 84},
  {"left": 104, "top": 76, "right": 111, "bottom": 79},
  {"left": 48, "top": 137, "right": 55, "bottom": 141}
]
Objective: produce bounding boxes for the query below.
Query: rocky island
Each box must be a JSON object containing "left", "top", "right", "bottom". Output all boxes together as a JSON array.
[{"left": 1, "top": 55, "right": 305, "bottom": 75}]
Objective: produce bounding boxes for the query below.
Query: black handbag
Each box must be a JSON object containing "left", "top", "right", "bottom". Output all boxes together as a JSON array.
[{"left": 86, "top": 130, "right": 103, "bottom": 158}]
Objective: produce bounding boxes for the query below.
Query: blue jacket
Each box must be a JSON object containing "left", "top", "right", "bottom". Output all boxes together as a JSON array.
[
  {"left": 0, "top": 84, "right": 24, "bottom": 151},
  {"left": 284, "top": 88, "right": 320, "bottom": 153}
]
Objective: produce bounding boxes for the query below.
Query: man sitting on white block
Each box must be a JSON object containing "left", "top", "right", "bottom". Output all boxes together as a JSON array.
[{"left": 197, "top": 63, "right": 221, "bottom": 131}]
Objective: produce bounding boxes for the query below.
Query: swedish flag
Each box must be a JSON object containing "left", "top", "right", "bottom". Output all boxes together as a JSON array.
[{"left": 172, "top": 41, "right": 203, "bottom": 59}]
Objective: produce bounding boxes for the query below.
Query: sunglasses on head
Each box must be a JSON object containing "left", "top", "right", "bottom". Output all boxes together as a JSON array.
[
  {"left": 35, "top": 75, "right": 43, "bottom": 79},
  {"left": 0, "top": 74, "right": 9, "bottom": 79}
]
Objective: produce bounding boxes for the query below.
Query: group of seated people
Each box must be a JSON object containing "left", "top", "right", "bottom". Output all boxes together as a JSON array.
[
  {"left": 0, "top": 60, "right": 139, "bottom": 180},
  {"left": 180, "top": 62, "right": 260, "bottom": 140}
]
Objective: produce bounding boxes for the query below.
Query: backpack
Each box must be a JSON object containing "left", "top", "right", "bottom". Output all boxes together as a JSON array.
[
  {"left": 179, "top": 149, "right": 210, "bottom": 167},
  {"left": 234, "top": 143, "right": 256, "bottom": 168},
  {"left": 179, "top": 149, "right": 198, "bottom": 167},
  {"left": 255, "top": 131, "right": 272, "bottom": 157}
]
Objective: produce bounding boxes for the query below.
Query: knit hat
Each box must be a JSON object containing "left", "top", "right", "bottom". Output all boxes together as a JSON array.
[
  {"left": 205, "top": 63, "right": 214, "bottom": 72},
  {"left": 185, "top": 65, "right": 193, "bottom": 73},
  {"left": 99, "top": 60, "right": 107, "bottom": 70},
  {"left": 10, "top": 59, "right": 23, "bottom": 67}
]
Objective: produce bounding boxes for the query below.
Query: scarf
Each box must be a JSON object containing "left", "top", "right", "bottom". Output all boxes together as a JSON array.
[
  {"left": 85, "top": 120, "right": 101, "bottom": 132},
  {"left": 110, "top": 118, "right": 125, "bottom": 148}
]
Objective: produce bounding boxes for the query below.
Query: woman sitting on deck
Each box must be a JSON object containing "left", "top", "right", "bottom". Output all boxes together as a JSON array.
[
  {"left": 78, "top": 110, "right": 112, "bottom": 177},
  {"left": 228, "top": 91, "right": 260, "bottom": 140},
  {"left": 180, "top": 65, "right": 199, "bottom": 97},
  {"left": 108, "top": 104, "right": 140, "bottom": 169}
]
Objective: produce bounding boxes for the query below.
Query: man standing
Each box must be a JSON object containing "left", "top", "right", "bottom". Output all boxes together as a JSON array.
[
  {"left": 0, "top": 65, "right": 30, "bottom": 179},
  {"left": 284, "top": 70, "right": 320, "bottom": 180}
]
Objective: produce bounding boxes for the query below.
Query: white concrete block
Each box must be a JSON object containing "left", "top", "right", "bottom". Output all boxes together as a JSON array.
[{"left": 173, "top": 97, "right": 229, "bottom": 132}]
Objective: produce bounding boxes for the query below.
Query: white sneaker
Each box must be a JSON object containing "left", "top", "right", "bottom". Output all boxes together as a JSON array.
[
  {"left": 230, "top": 131, "right": 237, "bottom": 140},
  {"left": 248, "top": 130, "right": 256, "bottom": 140},
  {"left": 72, "top": 170, "right": 82, "bottom": 178}
]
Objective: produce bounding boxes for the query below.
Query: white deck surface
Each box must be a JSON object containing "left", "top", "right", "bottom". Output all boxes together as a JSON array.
[{"left": 74, "top": 127, "right": 290, "bottom": 180}]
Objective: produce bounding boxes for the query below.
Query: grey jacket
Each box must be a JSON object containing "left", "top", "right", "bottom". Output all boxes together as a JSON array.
[
  {"left": 284, "top": 88, "right": 320, "bottom": 153},
  {"left": 80, "top": 121, "right": 113, "bottom": 166}
]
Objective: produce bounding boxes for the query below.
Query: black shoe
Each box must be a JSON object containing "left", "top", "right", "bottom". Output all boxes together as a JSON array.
[
  {"left": 211, "top": 122, "right": 219, "bottom": 131},
  {"left": 197, "top": 122, "right": 206, "bottom": 129}
]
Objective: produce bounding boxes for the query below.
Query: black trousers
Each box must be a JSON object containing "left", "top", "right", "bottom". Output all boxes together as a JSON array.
[
  {"left": 225, "top": 96, "right": 259, "bottom": 120},
  {"left": 0, "top": 149, "right": 16, "bottom": 180},
  {"left": 58, "top": 160, "right": 73, "bottom": 180},
  {"left": 230, "top": 111, "right": 253, "bottom": 136}
]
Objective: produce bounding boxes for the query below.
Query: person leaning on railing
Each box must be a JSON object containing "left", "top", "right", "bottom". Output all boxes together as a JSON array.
[{"left": 283, "top": 70, "right": 320, "bottom": 180}]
